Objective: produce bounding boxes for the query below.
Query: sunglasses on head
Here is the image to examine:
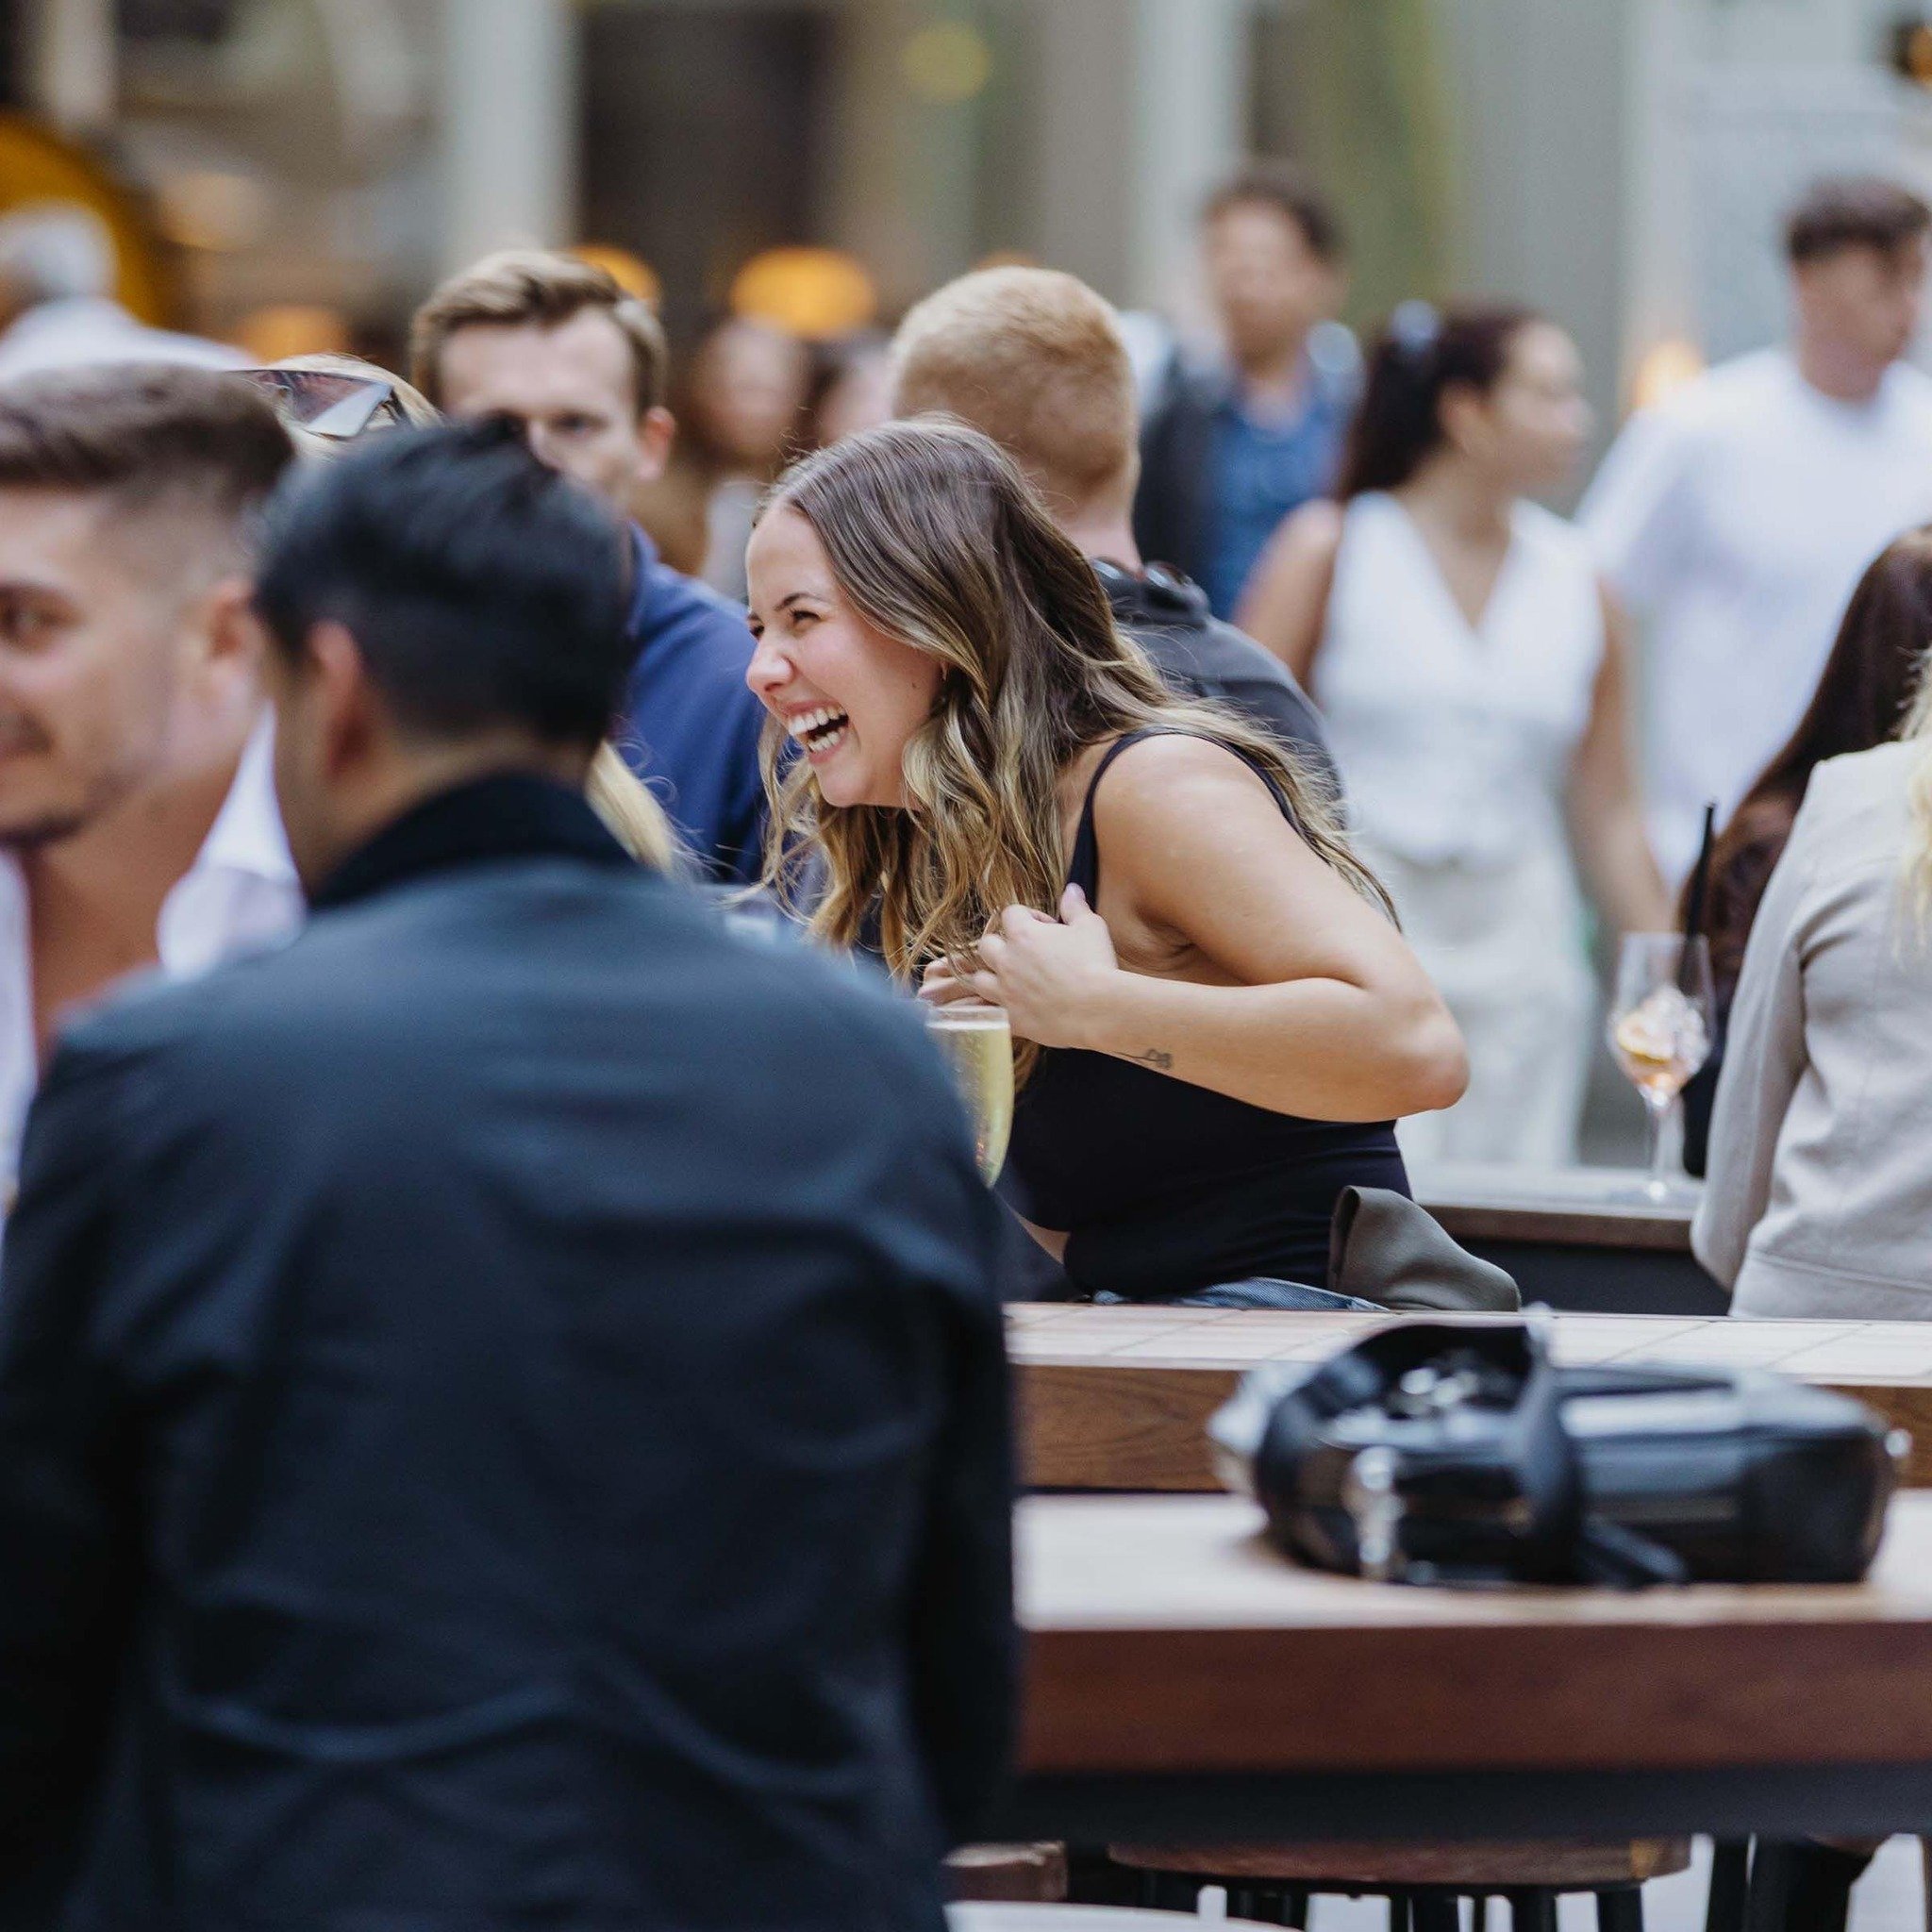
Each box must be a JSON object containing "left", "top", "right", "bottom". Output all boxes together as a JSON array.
[{"left": 232, "top": 367, "right": 400, "bottom": 440}]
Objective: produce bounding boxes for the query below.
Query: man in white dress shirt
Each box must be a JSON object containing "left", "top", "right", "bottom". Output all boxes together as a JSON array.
[
  {"left": 1582, "top": 175, "right": 1932, "bottom": 882},
  {"left": 0, "top": 363, "right": 300, "bottom": 1179},
  {"left": 0, "top": 206, "right": 241, "bottom": 385}
]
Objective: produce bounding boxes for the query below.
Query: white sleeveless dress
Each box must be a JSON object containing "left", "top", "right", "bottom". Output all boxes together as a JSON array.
[{"left": 1318, "top": 491, "right": 1605, "bottom": 1164}]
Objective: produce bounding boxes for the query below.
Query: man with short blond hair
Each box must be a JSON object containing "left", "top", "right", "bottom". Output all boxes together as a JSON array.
[
  {"left": 892, "top": 265, "right": 1334, "bottom": 779},
  {"left": 411, "top": 248, "right": 766, "bottom": 882}
]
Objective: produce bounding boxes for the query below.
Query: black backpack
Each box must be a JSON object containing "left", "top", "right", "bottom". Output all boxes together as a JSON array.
[{"left": 1213, "top": 1319, "right": 1901, "bottom": 1587}]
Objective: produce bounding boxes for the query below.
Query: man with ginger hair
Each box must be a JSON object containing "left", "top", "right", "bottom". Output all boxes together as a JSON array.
[
  {"left": 891, "top": 265, "right": 1336, "bottom": 788},
  {"left": 411, "top": 249, "right": 766, "bottom": 882}
]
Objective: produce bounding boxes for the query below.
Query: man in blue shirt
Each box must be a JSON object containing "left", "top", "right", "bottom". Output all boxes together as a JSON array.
[
  {"left": 1136, "top": 164, "right": 1357, "bottom": 620},
  {"left": 411, "top": 250, "right": 768, "bottom": 881}
]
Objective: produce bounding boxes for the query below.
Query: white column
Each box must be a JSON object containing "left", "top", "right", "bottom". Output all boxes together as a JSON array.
[
  {"left": 1618, "top": 0, "right": 1698, "bottom": 393},
  {"left": 27, "top": 0, "right": 116, "bottom": 134},
  {"left": 825, "top": 0, "right": 930, "bottom": 308},
  {"left": 1030, "top": 0, "right": 1138, "bottom": 301},
  {"left": 438, "top": 0, "right": 577, "bottom": 275},
  {"left": 1128, "top": 0, "right": 1248, "bottom": 317}
]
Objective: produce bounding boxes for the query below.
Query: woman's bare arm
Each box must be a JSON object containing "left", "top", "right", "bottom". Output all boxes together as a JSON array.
[
  {"left": 1233, "top": 500, "right": 1344, "bottom": 687},
  {"left": 1568, "top": 585, "right": 1673, "bottom": 935},
  {"left": 968, "top": 736, "right": 1467, "bottom": 1122}
]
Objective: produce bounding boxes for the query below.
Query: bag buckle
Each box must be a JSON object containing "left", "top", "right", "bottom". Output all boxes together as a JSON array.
[{"left": 1344, "top": 1444, "right": 1407, "bottom": 1582}]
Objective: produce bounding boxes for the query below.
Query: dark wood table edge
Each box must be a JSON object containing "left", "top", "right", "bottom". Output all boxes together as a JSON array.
[
  {"left": 996, "top": 1761, "right": 1932, "bottom": 1844},
  {"left": 1426, "top": 1202, "right": 1693, "bottom": 1254},
  {"left": 1017, "top": 1362, "right": 1932, "bottom": 1491}
]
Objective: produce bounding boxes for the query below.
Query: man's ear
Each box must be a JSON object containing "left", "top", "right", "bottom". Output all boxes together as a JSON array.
[
  {"left": 307, "top": 619, "right": 382, "bottom": 780},
  {"left": 203, "top": 577, "right": 269, "bottom": 691},
  {"left": 636, "top": 405, "right": 676, "bottom": 487}
]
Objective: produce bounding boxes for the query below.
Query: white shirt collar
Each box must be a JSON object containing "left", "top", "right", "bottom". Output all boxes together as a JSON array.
[{"left": 155, "top": 711, "right": 300, "bottom": 974}]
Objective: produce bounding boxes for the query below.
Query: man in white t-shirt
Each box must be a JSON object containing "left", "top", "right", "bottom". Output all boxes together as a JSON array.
[
  {"left": 1582, "top": 175, "right": 1932, "bottom": 883},
  {"left": 0, "top": 363, "right": 302, "bottom": 1182}
]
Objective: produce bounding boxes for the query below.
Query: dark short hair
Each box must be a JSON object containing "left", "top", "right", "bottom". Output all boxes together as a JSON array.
[
  {"left": 1785, "top": 175, "right": 1932, "bottom": 264},
  {"left": 1202, "top": 162, "right": 1346, "bottom": 265},
  {"left": 254, "top": 419, "right": 636, "bottom": 750},
  {"left": 1341, "top": 302, "right": 1538, "bottom": 497},
  {"left": 0, "top": 361, "right": 292, "bottom": 529}
]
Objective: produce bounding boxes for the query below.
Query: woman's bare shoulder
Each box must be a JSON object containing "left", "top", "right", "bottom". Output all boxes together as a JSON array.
[{"left": 1091, "top": 731, "right": 1287, "bottom": 837}]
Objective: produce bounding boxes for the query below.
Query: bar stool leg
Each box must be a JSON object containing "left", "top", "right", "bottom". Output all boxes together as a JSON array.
[
  {"left": 1509, "top": 1892, "right": 1560, "bottom": 1932},
  {"left": 1705, "top": 1840, "right": 1750, "bottom": 1932},
  {"left": 1596, "top": 1886, "right": 1644, "bottom": 1931},
  {"left": 1742, "top": 1840, "right": 1869, "bottom": 1932}
]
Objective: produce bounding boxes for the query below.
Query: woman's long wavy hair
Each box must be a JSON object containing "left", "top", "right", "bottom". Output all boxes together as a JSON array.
[
  {"left": 1894, "top": 541, "right": 1932, "bottom": 926},
  {"left": 757, "top": 419, "right": 1390, "bottom": 1070},
  {"left": 1693, "top": 527, "right": 1932, "bottom": 982}
]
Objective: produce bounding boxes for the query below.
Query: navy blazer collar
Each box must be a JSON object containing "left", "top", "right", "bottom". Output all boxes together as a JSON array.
[{"left": 308, "top": 773, "right": 633, "bottom": 913}]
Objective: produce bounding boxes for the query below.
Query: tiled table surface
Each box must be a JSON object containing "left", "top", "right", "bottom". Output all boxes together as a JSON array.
[{"left": 1008, "top": 1307, "right": 1932, "bottom": 1489}]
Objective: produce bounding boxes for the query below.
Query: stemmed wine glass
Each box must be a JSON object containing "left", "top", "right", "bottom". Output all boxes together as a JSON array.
[
  {"left": 923, "top": 1002, "right": 1014, "bottom": 1186},
  {"left": 1607, "top": 933, "right": 1714, "bottom": 1204}
]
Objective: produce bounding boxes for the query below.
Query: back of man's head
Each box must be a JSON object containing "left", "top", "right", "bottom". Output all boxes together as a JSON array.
[
  {"left": 891, "top": 267, "right": 1138, "bottom": 522},
  {"left": 255, "top": 418, "right": 634, "bottom": 754},
  {"left": 0, "top": 360, "right": 291, "bottom": 559},
  {"left": 409, "top": 248, "right": 669, "bottom": 419},
  {"left": 0, "top": 204, "right": 115, "bottom": 314}
]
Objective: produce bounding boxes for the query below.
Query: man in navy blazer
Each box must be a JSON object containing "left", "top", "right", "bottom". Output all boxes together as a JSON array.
[{"left": 0, "top": 420, "right": 1013, "bottom": 1930}]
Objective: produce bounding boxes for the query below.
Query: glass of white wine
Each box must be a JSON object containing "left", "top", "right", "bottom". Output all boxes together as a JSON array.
[
  {"left": 924, "top": 1001, "right": 1015, "bottom": 1187},
  {"left": 1607, "top": 933, "right": 1714, "bottom": 1204}
]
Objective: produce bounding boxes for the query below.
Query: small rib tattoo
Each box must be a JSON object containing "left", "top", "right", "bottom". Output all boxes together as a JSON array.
[{"left": 1121, "top": 1047, "right": 1174, "bottom": 1072}]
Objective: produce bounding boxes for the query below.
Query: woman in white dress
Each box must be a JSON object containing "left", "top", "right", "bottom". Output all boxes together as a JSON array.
[{"left": 1240, "top": 303, "right": 1670, "bottom": 1164}]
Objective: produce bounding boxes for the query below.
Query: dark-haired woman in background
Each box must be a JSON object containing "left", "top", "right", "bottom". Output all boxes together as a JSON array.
[
  {"left": 1680, "top": 526, "right": 1932, "bottom": 1173},
  {"left": 1239, "top": 302, "right": 1669, "bottom": 1165}
]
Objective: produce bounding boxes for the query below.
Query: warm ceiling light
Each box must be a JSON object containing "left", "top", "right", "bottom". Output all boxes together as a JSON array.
[
  {"left": 901, "top": 22, "right": 992, "bottom": 104},
  {"left": 154, "top": 169, "right": 269, "bottom": 253},
  {"left": 729, "top": 247, "right": 878, "bottom": 341},
  {"left": 235, "top": 304, "right": 352, "bottom": 364},
  {"left": 1630, "top": 337, "right": 1706, "bottom": 412},
  {"left": 572, "top": 243, "right": 661, "bottom": 307}
]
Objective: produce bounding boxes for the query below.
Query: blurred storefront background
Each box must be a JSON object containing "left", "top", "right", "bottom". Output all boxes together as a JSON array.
[{"left": 2, "top": 0, "right": 1932, "bottom": 447}]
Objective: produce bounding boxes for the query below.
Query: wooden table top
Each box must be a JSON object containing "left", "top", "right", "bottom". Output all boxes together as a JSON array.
[
  {"left": 1019, "top": 1490, "right": 1932, "bottom": 1776},
  {"left": 1410, "top": 1162, "right": 1696, "bottom": 1253},
  {"left": 1009, "top": 1306, "right": 1932, "bottom": 1491}
]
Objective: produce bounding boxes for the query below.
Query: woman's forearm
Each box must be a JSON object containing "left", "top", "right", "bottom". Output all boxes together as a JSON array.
[
  {"left": 1574, "top": 796, "right": 1673, "bottom": 936},
  {"left": 1069, "top": 968, "right": 1467, "bottom": 1123}
]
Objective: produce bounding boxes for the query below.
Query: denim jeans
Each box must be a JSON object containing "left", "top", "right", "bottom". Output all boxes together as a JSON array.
[{"left": 1092, "top": 1278, "right": 1381, "bottom": 1313}]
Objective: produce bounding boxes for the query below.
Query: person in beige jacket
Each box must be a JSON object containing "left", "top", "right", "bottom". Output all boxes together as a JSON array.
[{"left": 1694, "top": 718, "right": 1932, "bottom": 1317}]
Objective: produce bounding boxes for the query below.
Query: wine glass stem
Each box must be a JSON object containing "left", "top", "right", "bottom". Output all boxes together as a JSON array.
[{"left": 1644, "top": 1091, "right": 1675, "bottom": 1199}]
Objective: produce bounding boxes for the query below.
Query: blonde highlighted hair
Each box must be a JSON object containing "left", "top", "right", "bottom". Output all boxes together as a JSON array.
[{"left": 758, "top": 420, "right": 1387, "bottom": 1075}]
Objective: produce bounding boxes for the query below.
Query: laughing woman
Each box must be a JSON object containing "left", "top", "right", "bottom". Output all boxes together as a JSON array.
[{"left": 744, "top": 422, "right": 1466, "bottom": 1306}]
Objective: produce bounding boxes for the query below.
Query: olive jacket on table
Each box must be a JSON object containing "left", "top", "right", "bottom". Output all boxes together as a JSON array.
[{"left": 0, "top": 774, "right": 1013, "bottom": 1932}]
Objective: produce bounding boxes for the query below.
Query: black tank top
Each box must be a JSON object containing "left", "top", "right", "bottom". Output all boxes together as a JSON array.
[{"left": 1001, "top": 730, "right": 1410, "bottom": 1298}]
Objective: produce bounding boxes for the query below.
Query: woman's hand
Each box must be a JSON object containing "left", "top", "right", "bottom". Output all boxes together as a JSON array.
[
  {"left": 962, "top": 888, "right": 1120, "bottom": 1048},
  {"left": 918, "top": 957, "right": 981, "bottom": 1007},
  {"left": 917, "top": 891, "right": 1122, "bottom": 1043}
]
